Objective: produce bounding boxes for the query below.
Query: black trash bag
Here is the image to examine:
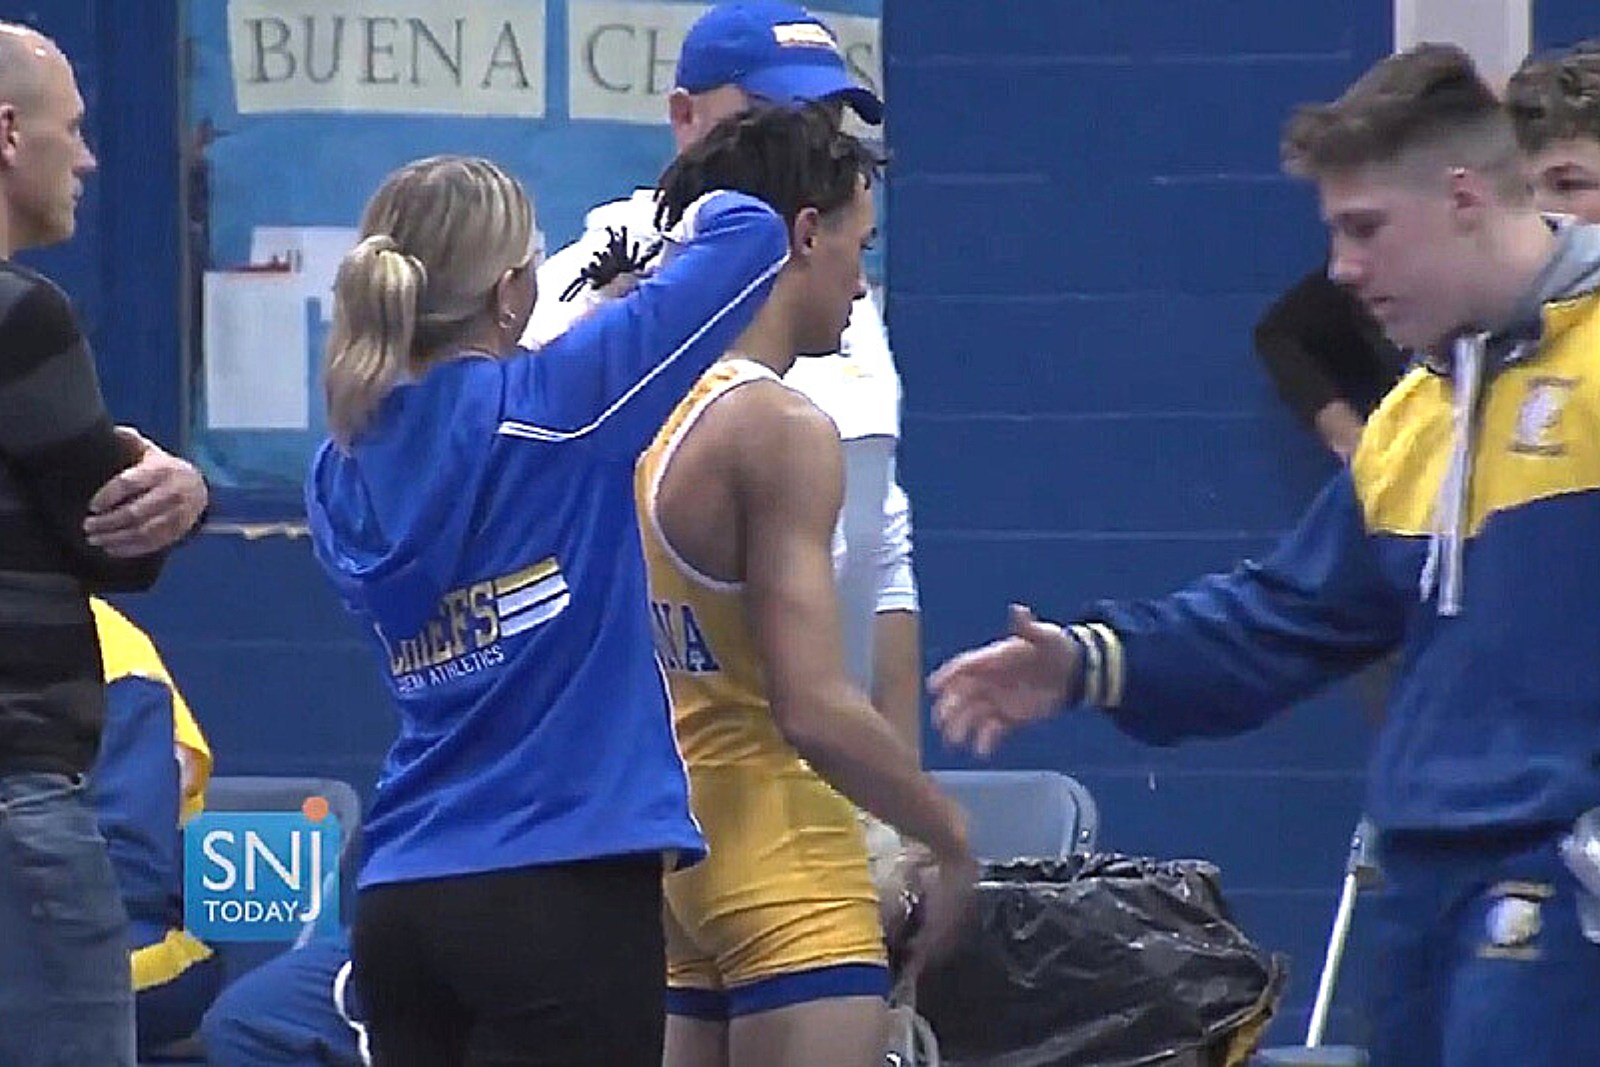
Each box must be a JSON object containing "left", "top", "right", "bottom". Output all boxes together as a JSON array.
[{"left": 913, "top": 853, "right": 1287, "bottom": 1067}]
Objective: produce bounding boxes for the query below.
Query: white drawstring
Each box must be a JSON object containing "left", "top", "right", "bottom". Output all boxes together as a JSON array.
[
  {"left": 333, "top": 959, "right": 373, "bottom": 1066},
  {"left": 1419, "top": 333, "right": 1486, "bottom": 616}
]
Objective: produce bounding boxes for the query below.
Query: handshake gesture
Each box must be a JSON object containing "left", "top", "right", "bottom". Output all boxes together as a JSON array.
[{"left": 929, "top": 605, "right": 1082, "bottom": 756}]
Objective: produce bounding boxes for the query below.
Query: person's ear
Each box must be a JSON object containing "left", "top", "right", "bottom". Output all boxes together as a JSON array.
[
  {"left": 0, "top": 105, "right": 19, "bottom": 167},
  {"left": 493, "top": 265, "right": 532, "bottom": 331},
  {"left": 791, "top": 206, "right": 822, "bottom": 259},
  {"left": 1447, "top": 166, "right": 1492, "bottom": 232},
  {"left": 667, "top": 90, "right": 696, "bottom": 147}
]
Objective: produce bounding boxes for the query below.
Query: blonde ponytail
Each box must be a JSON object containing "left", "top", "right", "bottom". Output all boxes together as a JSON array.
[
  {"left": 324, "top": 235, "right": 426, "bottom": 446},
  {"left": 322, "top": 156, "right": 535, "bottom": 447}
]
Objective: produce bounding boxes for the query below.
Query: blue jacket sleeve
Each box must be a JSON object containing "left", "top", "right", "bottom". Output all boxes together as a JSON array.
[
  {"left": 1072, "top": 471, "right": 1405, "bottom": 745},
  {"left": 91, "top": 676, "right": 183, "bottom": 924},
  {"left": 497, "top": 191, "right": 788, "bottom": 460}
]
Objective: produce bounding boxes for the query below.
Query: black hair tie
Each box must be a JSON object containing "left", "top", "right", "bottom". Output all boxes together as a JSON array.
[{"left": 559, "top": 226, "right": 663, "bottom": 301}]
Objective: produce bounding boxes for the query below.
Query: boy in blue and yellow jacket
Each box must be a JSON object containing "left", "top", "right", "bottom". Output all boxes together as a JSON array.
[{"left": 932, "top": 46, "right": 1600, "bottom": 1067}]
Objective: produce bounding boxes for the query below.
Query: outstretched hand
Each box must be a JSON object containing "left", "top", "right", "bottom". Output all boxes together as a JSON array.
[{"left": 929, "top": 605, "right": 1080, "bottom": 756}]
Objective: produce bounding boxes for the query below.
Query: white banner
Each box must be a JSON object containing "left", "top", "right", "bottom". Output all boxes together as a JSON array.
[
  {"left": 568, "top": 0, "right": 880, "bottom": 126},
  {"left": 228, "top": 0, "right": 548, "bottom": 116}
]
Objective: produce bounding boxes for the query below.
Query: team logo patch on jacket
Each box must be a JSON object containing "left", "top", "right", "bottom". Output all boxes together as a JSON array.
[{"left": 1510, "top": 377, "right": 1576, "bottom": 456}]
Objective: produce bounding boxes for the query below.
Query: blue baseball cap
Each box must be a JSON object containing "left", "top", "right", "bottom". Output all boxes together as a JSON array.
[{"left": 675, "top": 1, "right": 884, "bottom": 125}]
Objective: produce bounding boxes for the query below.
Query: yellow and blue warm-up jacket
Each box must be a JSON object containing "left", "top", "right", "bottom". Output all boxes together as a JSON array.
[
  {"left": 1070, "top": 220, "right": 1600, "bottom": 835},
  {"left": 89, "top": 598, "right": 215, "bottom": 991}
]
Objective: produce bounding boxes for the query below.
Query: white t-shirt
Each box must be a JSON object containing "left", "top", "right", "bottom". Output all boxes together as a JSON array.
[{"left": 525, "top": 190, "right": 919, "bottom": 693}]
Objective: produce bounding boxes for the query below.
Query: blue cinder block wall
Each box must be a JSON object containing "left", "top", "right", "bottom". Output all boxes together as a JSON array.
[
  {"left": 884, "top": 1, "right": 1392, "bottom": 1045},
  {"left": 1537, "top": 0, "right": 1599, "bottom": 51},
  {"left": 887, "top": 0, "right": 1600, "bottom": 1046},
  {"left": 25, "top": 0, "right": 1599, "bottom": 1052}
]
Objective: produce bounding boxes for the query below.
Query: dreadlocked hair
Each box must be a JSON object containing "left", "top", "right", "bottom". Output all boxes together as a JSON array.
[{"left": 655, "top": 102, "right": 884, "bottom": 234}]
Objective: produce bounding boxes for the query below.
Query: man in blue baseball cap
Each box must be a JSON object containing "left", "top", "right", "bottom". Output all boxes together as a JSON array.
[
  {"left": 670, "top": 0, "right": 883, "bottom": 133},
  {"left": 534, "top": 0, "right": 883, "bottom": 329}
]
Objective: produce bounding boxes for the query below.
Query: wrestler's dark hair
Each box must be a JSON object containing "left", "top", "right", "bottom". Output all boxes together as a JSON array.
[{"left": 655, "top": 102, "right": 884, "bottom": 233}]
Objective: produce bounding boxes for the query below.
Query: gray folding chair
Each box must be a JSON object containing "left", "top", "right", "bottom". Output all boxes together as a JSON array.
[
  {"left": 203, "top": 775, "right": 363, "bottom": 898},
  {"left": 204, "top": 775, "right": 362, "bottom": 839},
  {"left": 929, "top": 769, "right": 1099, "bottom": 862},
  {"left": 146, "top": 776, "right": 363, "bottom": 1064},
  {"left": 198, "top": 776, "right": 363, "bottom": 979},
  {"left": 887, "top": 771, "right": 1099, "bottom": 1065}
]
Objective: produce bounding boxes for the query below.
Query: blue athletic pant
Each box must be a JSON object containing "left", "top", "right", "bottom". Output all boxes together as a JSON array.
[
  {"left": 200, "top": 933, "right": 364, "bottom": 1066},
  {"left": 1368, "top": 826, "right": 1600, "bottom": 1067}
]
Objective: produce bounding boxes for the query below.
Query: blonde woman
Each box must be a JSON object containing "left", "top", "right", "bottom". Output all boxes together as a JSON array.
[{"left": 305, "top": 153, "right": 787, "bottom": 1065}]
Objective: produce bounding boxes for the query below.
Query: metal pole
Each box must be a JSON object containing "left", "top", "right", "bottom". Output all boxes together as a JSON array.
[{"left": 1306, "top": 870, "right": 1360, "bottom": 1047}]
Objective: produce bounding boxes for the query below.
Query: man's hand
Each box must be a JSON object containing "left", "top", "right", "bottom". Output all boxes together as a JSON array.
[
  {"left": 908, "top": 849, "right": 978, "bottom": 972},
  {"left": 930, "top": 604, "right": 1080, "bottom": 756},
  {"left": 176, "top": 745, "right": 203, "bottom": 799},
  {"left": 83, "top": 428, "right": 208, "bottom": 557},
  {"left": 892, "top": 839, "right": 978, "bottom": 983},
  {"left": 1313, "top": 400, "right": 1366, "bottom": 463}
]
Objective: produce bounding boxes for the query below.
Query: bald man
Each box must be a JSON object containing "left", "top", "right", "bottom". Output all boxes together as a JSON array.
[
  {"left": 0, "top": 24, "right": 206, "bottom": 1067},
  {"left": 0, "top": 25, "right": 207, "bottom": 551}
]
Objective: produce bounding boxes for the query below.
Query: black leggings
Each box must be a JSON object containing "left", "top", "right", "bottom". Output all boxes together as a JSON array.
[{"left": 351, "top": 855, "right": 665, "bottom": 1066}]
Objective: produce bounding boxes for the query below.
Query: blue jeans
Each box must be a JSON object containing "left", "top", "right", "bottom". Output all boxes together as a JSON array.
[{"left": 0, "top": 772, "right": 135, "bottom": 1066}]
